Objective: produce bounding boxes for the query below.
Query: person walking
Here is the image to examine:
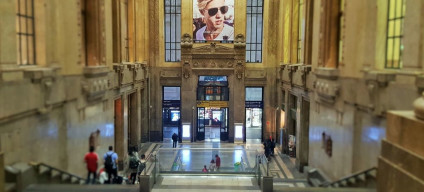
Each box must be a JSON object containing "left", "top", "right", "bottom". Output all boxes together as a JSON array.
[
  {"left": 209, "top": 159, "right": 216, "bottom": 172},
  {"left": 84, "top": 146, "right": 98, "bottom": 184},
  {"left": 172, "top": 133, "right": 178, "bottom": 148},
  {"left": 215, "top": 154, "right": 221, "bottom": 171},
  {"left": 103, "top": 146, "right": 118, "bottom": 184},
  {"left": 270, "top": 138, "right": 276, "bottom": 156},
  {"left": 136, "top": 154, "right": 147, "bottom": 183},
  {"left": 128, "top": 150, "right": 140, "bottom": 184}
]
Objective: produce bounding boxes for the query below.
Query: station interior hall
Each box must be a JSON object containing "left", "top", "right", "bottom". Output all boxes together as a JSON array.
[{"left": 1, "top": 0, "right": 424, "bottom": 192}]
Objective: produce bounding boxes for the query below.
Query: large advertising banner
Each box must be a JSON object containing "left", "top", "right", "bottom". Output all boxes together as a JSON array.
[{"left": 193, "top": 0, "right": 235, "bottom": 41}]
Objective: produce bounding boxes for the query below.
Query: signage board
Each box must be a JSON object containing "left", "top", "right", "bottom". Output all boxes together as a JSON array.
[{"left": 196, "top": 101, "right": 228, "bottom": 108}]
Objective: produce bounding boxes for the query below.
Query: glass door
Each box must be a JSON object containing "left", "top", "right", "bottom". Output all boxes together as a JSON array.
[
  {"left": 220, "top": 108, "right": 228, "bottom": 141},
  {"left": 197, "top": 107, "right": 205, "bottom": 141},
  {"left": 245, "top": 108, "right": 263, "bottom": 142}
]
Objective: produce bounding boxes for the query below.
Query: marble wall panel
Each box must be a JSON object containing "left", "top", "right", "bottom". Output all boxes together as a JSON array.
[
  {"left": 309, "top": 100, "right": 354, "bottom": 180},
  {"left": 352, "top": 109, "right": 386, "bottom": 172},
  {"left": 0, "top": 100, "right": 114, "bottom": 177}
]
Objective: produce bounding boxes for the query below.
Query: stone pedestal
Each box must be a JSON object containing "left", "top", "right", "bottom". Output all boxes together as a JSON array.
[{"left": 378, "top": 111, "right": 424, "bottom": 192}]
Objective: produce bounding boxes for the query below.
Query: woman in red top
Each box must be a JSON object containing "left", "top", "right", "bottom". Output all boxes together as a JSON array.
[
  {"left": 84, "top": 146, "right": 98, "bottom": 184},
  {"left": 215, "top": 154, "right": 221, "bottom": 171}
]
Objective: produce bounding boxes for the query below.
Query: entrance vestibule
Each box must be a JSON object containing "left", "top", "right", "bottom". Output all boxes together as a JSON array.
[{"left": 197, "top": 107, "right": 228, "bottom": 142}]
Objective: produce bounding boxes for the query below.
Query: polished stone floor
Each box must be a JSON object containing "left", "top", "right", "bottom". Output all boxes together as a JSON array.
[{"left": 151, "top": 141, "right": 309, "bottom": 191}]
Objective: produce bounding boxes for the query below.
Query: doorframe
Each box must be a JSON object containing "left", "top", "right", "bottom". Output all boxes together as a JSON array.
[
  {"left": 297, "top": 96, "right": 310, "bottom": 172},
  {"left": 244, "top": 87, "right": 264, "bottom": 143},
  {"left": 161, "top": 86, "right": 182, "bottom": 142},
  {"left": 114, "top": 96, "right": 124, "bottom": 168}
]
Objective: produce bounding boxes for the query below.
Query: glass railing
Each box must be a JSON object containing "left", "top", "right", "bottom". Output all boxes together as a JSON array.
[{"left": 156, "top": 148, "right": 260, "bottom": 174}]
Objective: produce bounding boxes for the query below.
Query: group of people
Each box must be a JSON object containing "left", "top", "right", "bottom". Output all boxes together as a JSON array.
[
  {"left": 128, "top": 148, "right": 146, "bottom": 184},
  {"left": 263, "top": 137, "right": 276, "bottom": 160},
  {"left": 202, "top": 154, "right": 221, "bottom": 173},
  {"left": 84, "top": 145, "right": 118, "bottom": 184},
  {"left": 84, "top": 145, "right": 146, "bottom": 185}
]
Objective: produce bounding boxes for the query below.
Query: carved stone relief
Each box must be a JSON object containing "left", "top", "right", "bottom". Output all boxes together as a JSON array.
[
  {"left": 180, "top": 34, "right": 246, "bottom": 81},
  {"left": 183, "top": 61, "right": 191, "bottom": 79},
  {"left": 313, "top": 68, "right": 340, "bottom": 104}
]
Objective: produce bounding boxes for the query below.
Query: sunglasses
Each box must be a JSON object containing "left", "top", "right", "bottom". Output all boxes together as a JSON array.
[{"left": 206, "top": 6, "right": 229, "bottom": 16}]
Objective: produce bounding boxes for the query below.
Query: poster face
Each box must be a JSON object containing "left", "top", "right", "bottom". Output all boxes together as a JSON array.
[{"left": 193, "top": 0, "right": 235, "bottom": 41}]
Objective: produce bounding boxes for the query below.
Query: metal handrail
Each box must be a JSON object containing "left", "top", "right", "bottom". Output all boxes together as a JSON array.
[{"left": 257, "top": 154, "right": 269, "bottom": 176}]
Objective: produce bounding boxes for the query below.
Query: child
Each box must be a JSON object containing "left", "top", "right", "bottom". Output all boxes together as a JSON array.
[
  {"left": 202, "top": 165, "right": 208, "bottom": 173},
  {"left": 209, "top": 159, "right": 216, "bottom": 172}
]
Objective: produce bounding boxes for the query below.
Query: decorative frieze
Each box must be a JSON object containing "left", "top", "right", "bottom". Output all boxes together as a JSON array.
[
  {"left": 181, "top": 34, "right": 246, "bottom": 78},
  {"left": 281, "top": 64, "right": 292, "bottom": 83},
  {"left": 245, "top": 69, "right": 266, "bottom": 80},
  {"left": 363, "top": 70, "right": 396, "bottom": 87},
  {"left": 363, "top": 70, "right": 396, "bottom": 116},
  {"left": 23, "top": 67, "right": 60, "bottom": 83},
  {"left": 313, "top": 68, "right": 340, "bottom": 104},
  {"left": 113, "top": 64, "right": 125, "bottom": 85},
  {"left": 82, "top": 66, "right": 109, "bottom": 101},
  {"left": 160, "top": 69, "right": 181, "bottom": 78}
]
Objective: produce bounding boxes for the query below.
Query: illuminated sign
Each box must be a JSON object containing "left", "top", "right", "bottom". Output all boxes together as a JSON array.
[
  {"left": 196, "top": 101, "right": 228, "bottom": 108},
  {"left": 235, "top": 124, "right": 243, "bottom": 139},
  {"left": 182, "top": 124, "right": 191, "bottom": 138}
]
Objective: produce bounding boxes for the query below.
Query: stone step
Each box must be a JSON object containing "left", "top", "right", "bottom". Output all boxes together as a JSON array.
[
  {"left": 273, "top": 187, "right": 376, "bottom": 192},
  {"left": 23, "top": 184, "right": 138, "bottom": 192}
]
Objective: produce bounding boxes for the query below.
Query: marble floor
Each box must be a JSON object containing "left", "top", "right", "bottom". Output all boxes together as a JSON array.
[{"left": 150, "top": 141, "right": 309, "bottom": 191}]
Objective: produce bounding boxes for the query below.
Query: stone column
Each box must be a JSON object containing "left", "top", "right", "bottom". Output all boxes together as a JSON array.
[
  {"left": 230, "top": 74, "right": 245, "bottom": 143},
  {"left": 181, "top": 74, "right": 196, "bottom": 142},
  {"left": 0, "top": 0, "right": 18, "bottom": 73}
]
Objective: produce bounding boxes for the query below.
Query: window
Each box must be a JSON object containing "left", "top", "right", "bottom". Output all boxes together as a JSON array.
[
  {"left": 16, "top": 0, "right": 35, "bottom": 65},
  {"left": 385, "top": 0, "right": 406, "bottom": 69},
  {"left": 297, "top": 0, "right": 304, "bottom": 63},
  {"left": 164, "top": 0, "right": 181, "bottom": 62},
  {"left": 246, "top": 0, "right": 264, "bottom": 63},
  {"left": 163, "top": 87, "right": 181, "bottom": 100},
  {"left": 318, "top": 0, "right": 341, "bottom": 68},
  {"left": 245, "top": 87, "right": 263, "bottom": 101},
  {"left": 338, "top": 0, "right": 345, "bottom": 64}
]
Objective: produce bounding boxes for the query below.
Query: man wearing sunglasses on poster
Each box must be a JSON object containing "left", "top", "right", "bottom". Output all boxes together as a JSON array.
[{"left": 196, "top": 0, "right": 234, "bottom": 41}]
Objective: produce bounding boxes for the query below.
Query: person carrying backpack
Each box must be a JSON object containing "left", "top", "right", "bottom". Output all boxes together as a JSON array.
[
  {"left": 103, "top": 146, "right": 118, "bottom": 184},
  {"left": 129, "top": 150, "right": 140, "bottom": 184},
  {"left": 136, "top": 154, "right": 147, "bottom": 183}
]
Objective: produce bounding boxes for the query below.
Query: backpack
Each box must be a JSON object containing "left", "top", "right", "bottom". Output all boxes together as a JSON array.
[
  {"left": 137, "top": 162, "right": 146, "bottom": 174},
  {"left": 129, "top": 156, "right": 140, "bottom": 169},
  {"left": 104, "top": 153, "right": 114, "bottom": 170}
]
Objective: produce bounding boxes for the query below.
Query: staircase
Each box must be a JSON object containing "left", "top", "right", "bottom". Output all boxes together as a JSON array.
[
  {"left": 5, "top": 162, "right": 85, "bottom": 192},
  {"left": 323, "top": 167, "right": 377, "bottom": 188}
]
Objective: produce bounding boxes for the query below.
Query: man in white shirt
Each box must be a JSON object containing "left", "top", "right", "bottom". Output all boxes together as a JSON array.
[{"left": 195, "top": 0, "right": 234, "bottom": 41}]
